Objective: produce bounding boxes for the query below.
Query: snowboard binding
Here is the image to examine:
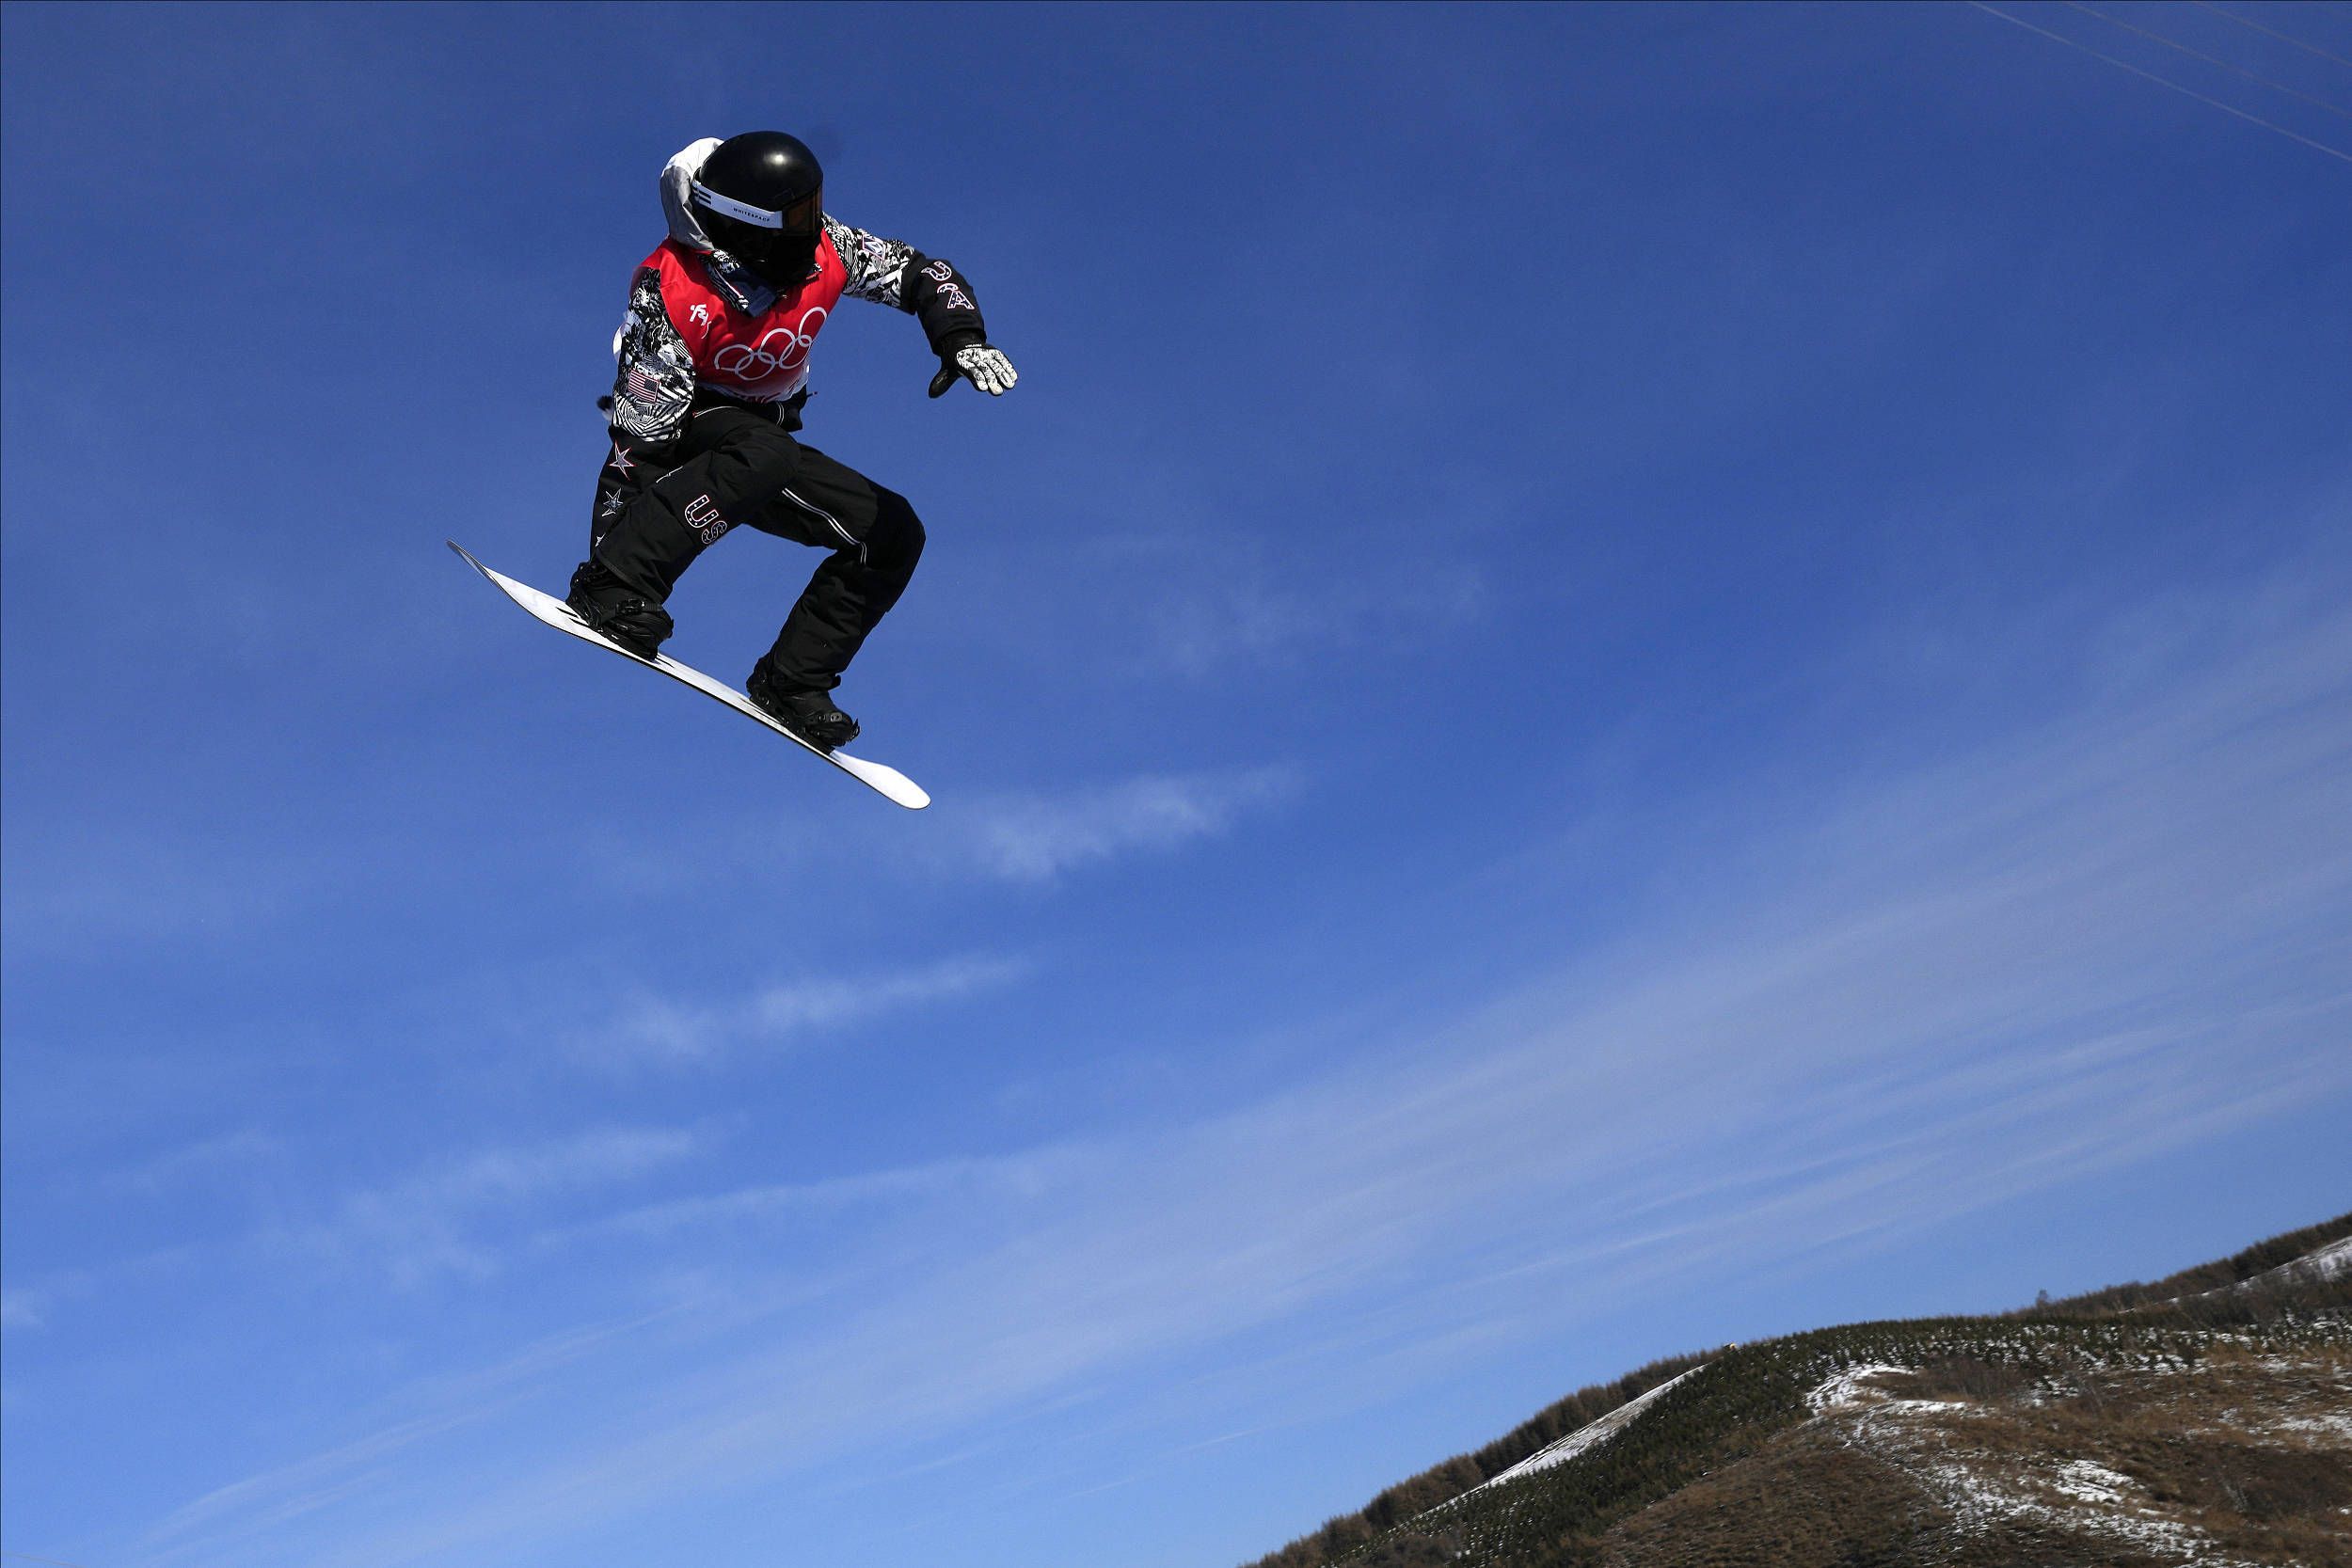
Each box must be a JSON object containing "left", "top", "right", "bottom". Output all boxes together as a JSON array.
[
  {"left": 565, "top": 560, "right": 674, "bottom": 659},
  {"left": 746, "top": 660, "right": 860, "bottom": 751}
]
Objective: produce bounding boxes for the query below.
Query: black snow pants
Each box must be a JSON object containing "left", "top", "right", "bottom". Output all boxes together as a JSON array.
[{"left": 588, "top": 391, "right": 926, "bottom": 692}]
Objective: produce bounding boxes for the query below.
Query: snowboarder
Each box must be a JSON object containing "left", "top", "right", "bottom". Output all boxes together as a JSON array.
[{"left": 568, "top": 131, "right": 1017, "bottom": 749}]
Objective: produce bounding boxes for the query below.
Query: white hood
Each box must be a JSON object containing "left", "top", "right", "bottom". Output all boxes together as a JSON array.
[
  {"left": 658, "top": 137, "right": 725, "bottom": 251},
  {"left": 655, "top": 137, "right": 781, "bottom": 316}
]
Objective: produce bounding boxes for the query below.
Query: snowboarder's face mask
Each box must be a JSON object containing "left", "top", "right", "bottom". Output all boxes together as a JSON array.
[{"left": 695, "top": 181, "right": 824, "bottom": 287}]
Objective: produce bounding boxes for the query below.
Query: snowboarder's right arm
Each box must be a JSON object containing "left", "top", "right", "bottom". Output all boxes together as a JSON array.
[{"left": 608, "top": 265, "right": 698, "bottom": 448}]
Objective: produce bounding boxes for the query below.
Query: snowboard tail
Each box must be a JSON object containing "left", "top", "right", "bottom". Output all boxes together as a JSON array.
[{"left": 448, "top": 541, "right": 929, "bottom": 810}]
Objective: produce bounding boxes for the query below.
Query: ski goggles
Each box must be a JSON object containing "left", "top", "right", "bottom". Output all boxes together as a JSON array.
[{"left": 692, "top": 181, "right": 823, "bottom": 236}]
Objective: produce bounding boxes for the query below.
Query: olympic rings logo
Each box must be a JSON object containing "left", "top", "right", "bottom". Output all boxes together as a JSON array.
[{"left": 712, "top": 307, "right": 828, "bottom": 378}]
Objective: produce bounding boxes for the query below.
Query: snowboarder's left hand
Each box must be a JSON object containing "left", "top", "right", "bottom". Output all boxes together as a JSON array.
[{"left": 929, "top": 343, "right": 1019, "bottom": 399}]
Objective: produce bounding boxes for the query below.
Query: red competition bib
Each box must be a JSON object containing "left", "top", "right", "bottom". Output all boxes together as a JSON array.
[{"left": 647, "top": 234, "right": 849, "bottom": 403}]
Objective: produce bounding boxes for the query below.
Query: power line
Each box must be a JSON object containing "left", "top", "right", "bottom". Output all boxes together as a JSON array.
[
  {"left": 1969, "top": 2, "right": 2352, "bottom": 166},
  {"left": 2189, "top": 1, "right": 2352, "bottom": 70},
  {"left": 2066, "top": 1, "right": 2352, "bottom": 118}
]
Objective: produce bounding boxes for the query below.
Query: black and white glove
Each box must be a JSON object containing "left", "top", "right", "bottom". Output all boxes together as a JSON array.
[{"left": 928, "top": 342, "right": 1020, "bottom": 399}]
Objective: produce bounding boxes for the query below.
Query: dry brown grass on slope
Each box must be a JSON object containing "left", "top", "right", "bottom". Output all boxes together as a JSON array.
[
  {"left": 1595, "top": 1432, "right": 1961, "bottom": 1567},
  {"left": 1786, "top": 1348, "right": 2347, "bottom": 1566},
  {"left": 1238, "top": 1214, "right": 2352, "bottom": 1568},
  {"left": 1590, "top": 1344, "right": 2352, "bottom": 1567}
]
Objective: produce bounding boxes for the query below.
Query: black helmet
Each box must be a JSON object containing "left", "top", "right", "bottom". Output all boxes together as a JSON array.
[{"left": 691, "top": 131, "right": 825, "bottom": 286}]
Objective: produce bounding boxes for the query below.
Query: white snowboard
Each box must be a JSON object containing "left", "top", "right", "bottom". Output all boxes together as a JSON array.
[{"left": 449, "top": 542, "right": 930, "bottom": 810}]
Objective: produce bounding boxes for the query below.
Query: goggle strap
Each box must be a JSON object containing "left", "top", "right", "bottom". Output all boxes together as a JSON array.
[
  {"left": 693, "top": 182, "right": 782, "bottom": 229},
  {"left": 693, "top": 182, "right": 822, "bottom": 234}
]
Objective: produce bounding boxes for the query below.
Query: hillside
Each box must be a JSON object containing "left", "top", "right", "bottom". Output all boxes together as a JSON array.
[{"left": 1241, "top": 1212, "right": 2352, "bottom": 1568}]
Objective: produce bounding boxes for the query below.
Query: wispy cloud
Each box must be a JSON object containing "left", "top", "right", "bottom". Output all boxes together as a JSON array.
[
  {"left": 0, "top": 831, "right": 329, "bottom": 952},
  {"left": 532, "top": 1154, "right": 1043, "bottom": 1250},
  {"left": 142, "top": 1307, "right": 683, "bottom": 1558},
  {"left": 1089, "top": 526, "right": 1488, "bottom": 681},
  {"left": 141, "top": 603, "right": 2352, "bottom": 1566},
  {"left": 959, "top": 766, "right": 1299, "bottom": 881},
  {"left": 102, "top": 1129, "right": 282, "bottom": 1194},
  {"left": 597, "top": 954, "right": 1027, "bottom": 1065},
  {"left": 271, "top": 1127, "right": 708, "bottom": 1288},
  {"left": 2, "top": 1283, "right": 66, "bottom": 1330}
]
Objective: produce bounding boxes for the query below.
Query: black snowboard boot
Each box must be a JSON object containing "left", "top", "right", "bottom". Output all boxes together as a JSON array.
[
  {"left": 566, "top": 559, "right": 675, "bottom": 659},
  {"left": 746, "top": 658, "right": 860, "bottom": 751}
]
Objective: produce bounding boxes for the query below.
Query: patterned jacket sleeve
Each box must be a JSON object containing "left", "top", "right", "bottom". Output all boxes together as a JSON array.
[
  {"left": 608, "top": 265, "right": 697, "bottom": 445},
  {"left": 823, "top": 216, "right": 990, "bottom": 357}
]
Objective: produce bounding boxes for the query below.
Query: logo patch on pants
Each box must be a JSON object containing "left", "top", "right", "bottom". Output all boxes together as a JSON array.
[{"left": 684, "top": 493, "right": 729, "bottom": 545}]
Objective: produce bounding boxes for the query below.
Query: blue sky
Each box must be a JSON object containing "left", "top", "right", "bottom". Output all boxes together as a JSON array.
[{"left": 3, "top": 2, "right": 2347, "bottom": 1565}]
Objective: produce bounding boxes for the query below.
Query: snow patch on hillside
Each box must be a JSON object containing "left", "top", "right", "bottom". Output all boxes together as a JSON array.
[
  {"left": 1466, "top": 1367, "right": 1705, "bottom": 1495},
  {"left": 1808, "top": 1345, "right": 2349, "bottom": 1566},
  {"left": 1804, "top": 1362, "right": 1971, "bottom": 1416},
  {"left": 2172, "top": 1234, "right": 2352, "bottom": 1307},
  {"left": 2270, "top": 1235, "right": 2352, "bottom": 1286},
  {"left": 2049, "top": 1458, "right": 2135, "bottom": 1506},
  {"left": 1832, "top": 1400, "right": 2238, "bottom": 1563}
]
